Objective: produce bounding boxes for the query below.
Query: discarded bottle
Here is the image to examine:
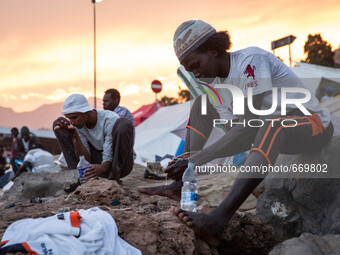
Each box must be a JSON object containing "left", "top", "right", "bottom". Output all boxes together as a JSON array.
[
  {"left": 77, "top": 156, "right": 91, "bottom": 184},
  {"left": 180, "top": 162, "right": 198, "bottom": 212}
]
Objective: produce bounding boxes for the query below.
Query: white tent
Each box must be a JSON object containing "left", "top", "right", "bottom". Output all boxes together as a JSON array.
[
  {"left": 134, "top": 100, "right": 229, "bottom": 166},
  {"left": 291, "top": 62, "right": 340, "bottom": 96},
  {"left": 134, "top": 102, "right": 190, "bottom": 165}
]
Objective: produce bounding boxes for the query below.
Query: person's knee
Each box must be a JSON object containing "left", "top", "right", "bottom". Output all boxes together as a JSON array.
[
  {"left": 120, "top": 160, "right": 134, "bottom": 179},
  {"left": 253, "top": 119, "right": 282, "bottom": 146},
  {"left": 113, "top": 118, "right": 134, "bottom": 134},
  {"left": 261, "top": 119, "right": 282, "bottom": 133}
]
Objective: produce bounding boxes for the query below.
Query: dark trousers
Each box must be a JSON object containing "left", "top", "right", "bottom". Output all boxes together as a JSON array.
[
  {"left": 250, "top": 113, "right": 334, "bottom": 165},
  {"left": 53, "top": 117, "right": 134, "bottom": 179},
  {"left": 187, "top": 96, "right": 334, "bottom": 166}
]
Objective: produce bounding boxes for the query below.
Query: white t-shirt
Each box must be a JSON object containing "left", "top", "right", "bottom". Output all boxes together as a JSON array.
[
  {"left": 22, "top": 139, "right": 29, "bottom": 153},
  {"left": 76, "top": 110, "right": 119, "bottom": 163},
  {"left": 24, "top": 148, "right": 56, "bottom": 173},
  {"left": 207, "top": 47, "right": 330, "bottom": 127}
]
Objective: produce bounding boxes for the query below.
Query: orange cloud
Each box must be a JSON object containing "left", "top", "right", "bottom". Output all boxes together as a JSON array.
[{"left": 1, "top": 0, "right": 340, "bottom": 113}]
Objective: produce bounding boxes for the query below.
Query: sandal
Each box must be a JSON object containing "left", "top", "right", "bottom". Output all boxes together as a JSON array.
[{"left": 64, "top": 180, "right": 81, "bottom": 193}]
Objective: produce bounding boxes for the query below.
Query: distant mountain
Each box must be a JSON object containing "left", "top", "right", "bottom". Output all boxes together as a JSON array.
[{"left": 1, "top": 97, "right": 102, "bottom": 130}]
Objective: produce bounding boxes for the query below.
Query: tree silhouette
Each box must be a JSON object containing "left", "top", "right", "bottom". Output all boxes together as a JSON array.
[
  {"left": 303, "top": 34, "right": 334, "bottom": 67},
  {"left": 159, "top": 88, "right": 190, "bottom": 106},
  {"left": 178, "top": 89, "right": 190, "bottom": 103},
  {"left": 159, "top": 96, "right": 178, "bottom": 106}
]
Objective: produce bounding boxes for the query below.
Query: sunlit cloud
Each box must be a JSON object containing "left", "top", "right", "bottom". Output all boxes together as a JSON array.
[
  {"left": 119, "top": 83, "right": 141, "bottom": 96},
  {"left": 0, "top": 94, "right": 18, "bottom": 103},
  {"left": 20, "top": 93, "right": 45, "bottom": 100},
  {"left": 1, "top": 0, "right": 340, "bottom": 113}
]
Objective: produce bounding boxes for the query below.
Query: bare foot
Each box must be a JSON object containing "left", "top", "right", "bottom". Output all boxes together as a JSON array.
[
  {"left": 138, "top": 181, "right": 182, "bottom": 201},
  {"left": 171, "top": 206, "right": 225, "bottom": 246}
]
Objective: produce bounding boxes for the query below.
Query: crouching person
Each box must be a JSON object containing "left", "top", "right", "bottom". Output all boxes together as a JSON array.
[{"left": 53, "top": 94, "right": 134, "bottom": 191}]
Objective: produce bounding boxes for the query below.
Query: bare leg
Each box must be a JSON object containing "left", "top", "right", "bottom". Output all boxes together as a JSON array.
[
  {"left": 171, "top": 115, "right": 333, "bottom": 246},
  {"left": 171, "top": 151, "right": 267, "bottom": 246},
  {"left": 171, "top": 207, "right": 225, "bottom": 246},
  {"left": 138, "top": 180, "right": 182, "bottom": 201}
]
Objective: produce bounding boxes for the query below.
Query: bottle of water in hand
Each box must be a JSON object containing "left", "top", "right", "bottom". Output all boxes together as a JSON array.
[
  {"left": 77, "top": 156, "right": 91, "bottom": 184},
  {"left": 180, "top": 162, "right": 198, "bottom": 212}
]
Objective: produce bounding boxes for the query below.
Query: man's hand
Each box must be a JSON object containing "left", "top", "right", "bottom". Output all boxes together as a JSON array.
[
  {"left": 83, "top": 164, "right": 107, "bottom": 180},
  {"left": 167, "top": 152, "right": 192, "bottom": 168},
  {"left": 164, "top": 158, "right": 189, "bottom": 181},
  {"left": 54, "top": 119, "right": 77, "bottom": 138}
]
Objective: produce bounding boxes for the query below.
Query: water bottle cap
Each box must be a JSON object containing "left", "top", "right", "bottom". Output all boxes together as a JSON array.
[{"left": 188, "top": 162, "right": 195, "bottom": 168}]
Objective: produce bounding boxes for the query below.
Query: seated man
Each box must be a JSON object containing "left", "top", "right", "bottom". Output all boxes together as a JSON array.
[
  {"left": 103, "top": 89, "right": 136, "bottom": 160},
  {"left": 12, "top": 143, "right": 58, "bottom": 181},
  {"left": 139, "top": 20, "right": 333, "bottom": 246},
  {"left": 17, "top": 126, "right": 40, "bottom": 159},
  {"left": 103, "top": 89, "right": 134, "bottom": 125},
  {"left": 53, "top": 94, "right": 134, "bottom": 186}
]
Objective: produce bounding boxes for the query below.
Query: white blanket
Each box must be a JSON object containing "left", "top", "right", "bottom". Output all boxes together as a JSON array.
[{"left": 0, "top": 207, "right": 141, "bottom": 255}]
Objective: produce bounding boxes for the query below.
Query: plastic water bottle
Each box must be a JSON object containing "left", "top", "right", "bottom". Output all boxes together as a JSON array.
[
  {"left": 77, "top": 156, "right": 91, "bottom": 184},
  {"left": 180, "top": 162, "right": 198, "bottom": 212}
]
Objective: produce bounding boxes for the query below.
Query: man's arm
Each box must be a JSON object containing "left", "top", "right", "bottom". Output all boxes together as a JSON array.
[
  {"left": 12, "top": 161, "right": 32, "bottom": 180},
  {"left": 73, "top": 132, "right": 91, "bottom": 162},
  {"left": 84, "top": 116, "right": 117, "bottom": 181},
  {"left": 83, "top": 161, "right": 111, "bottom": 180},
  {"left": 54, "top": 119, "right": 90, "bottom": 162},
  {"left": 165, "top": 93, "right": 265, "bottom": 180},
  {"left": 191, "top": 93, "right": 264, "bottom": 165},
  {"left": 189, "top": 124, "right": 257, "bottom": 166}
]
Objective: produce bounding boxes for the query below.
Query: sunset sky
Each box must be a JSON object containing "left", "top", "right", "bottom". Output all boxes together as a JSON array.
[{"left": 1, "top": 0, "right": 340, "bottom": 113}]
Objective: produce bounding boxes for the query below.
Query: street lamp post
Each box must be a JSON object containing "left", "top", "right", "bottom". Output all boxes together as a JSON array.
[{"left": 92, "top": 0, "right": 102, "bottom": 109}]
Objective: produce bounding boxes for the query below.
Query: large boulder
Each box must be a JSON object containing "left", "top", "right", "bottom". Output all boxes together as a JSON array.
[
  {"left": 268, "top": 233, "right": 340, "bottom": 255},
  {"left": 0, "top": 170, "right": 78, "bottom": 210},
  {"left": 256, "top": 136, "right": 340, "bottom": 242},
  {"left": 21, "top": 170, "right": 78, "bottom": 198}
]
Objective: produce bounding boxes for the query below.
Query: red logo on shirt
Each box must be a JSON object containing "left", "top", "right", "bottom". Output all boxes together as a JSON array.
[{"left": 244, "top": 65, "right": 256, "bottom": 80}]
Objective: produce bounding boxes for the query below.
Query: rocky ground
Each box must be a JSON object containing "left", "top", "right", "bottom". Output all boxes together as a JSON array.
[
  {"left": 0, "top": 164, "right": 275, "bottom": 255},
  {"left": 1, "top": 140, "right": 339, "bottom": 255}
]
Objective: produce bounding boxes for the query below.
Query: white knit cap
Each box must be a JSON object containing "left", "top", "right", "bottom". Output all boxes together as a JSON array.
[
  {"left": 173, "top": 20, "right": 216, "bottom": 62},
  {"left": 62, "top": 94, "right": 92, "bottom": 115}
]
